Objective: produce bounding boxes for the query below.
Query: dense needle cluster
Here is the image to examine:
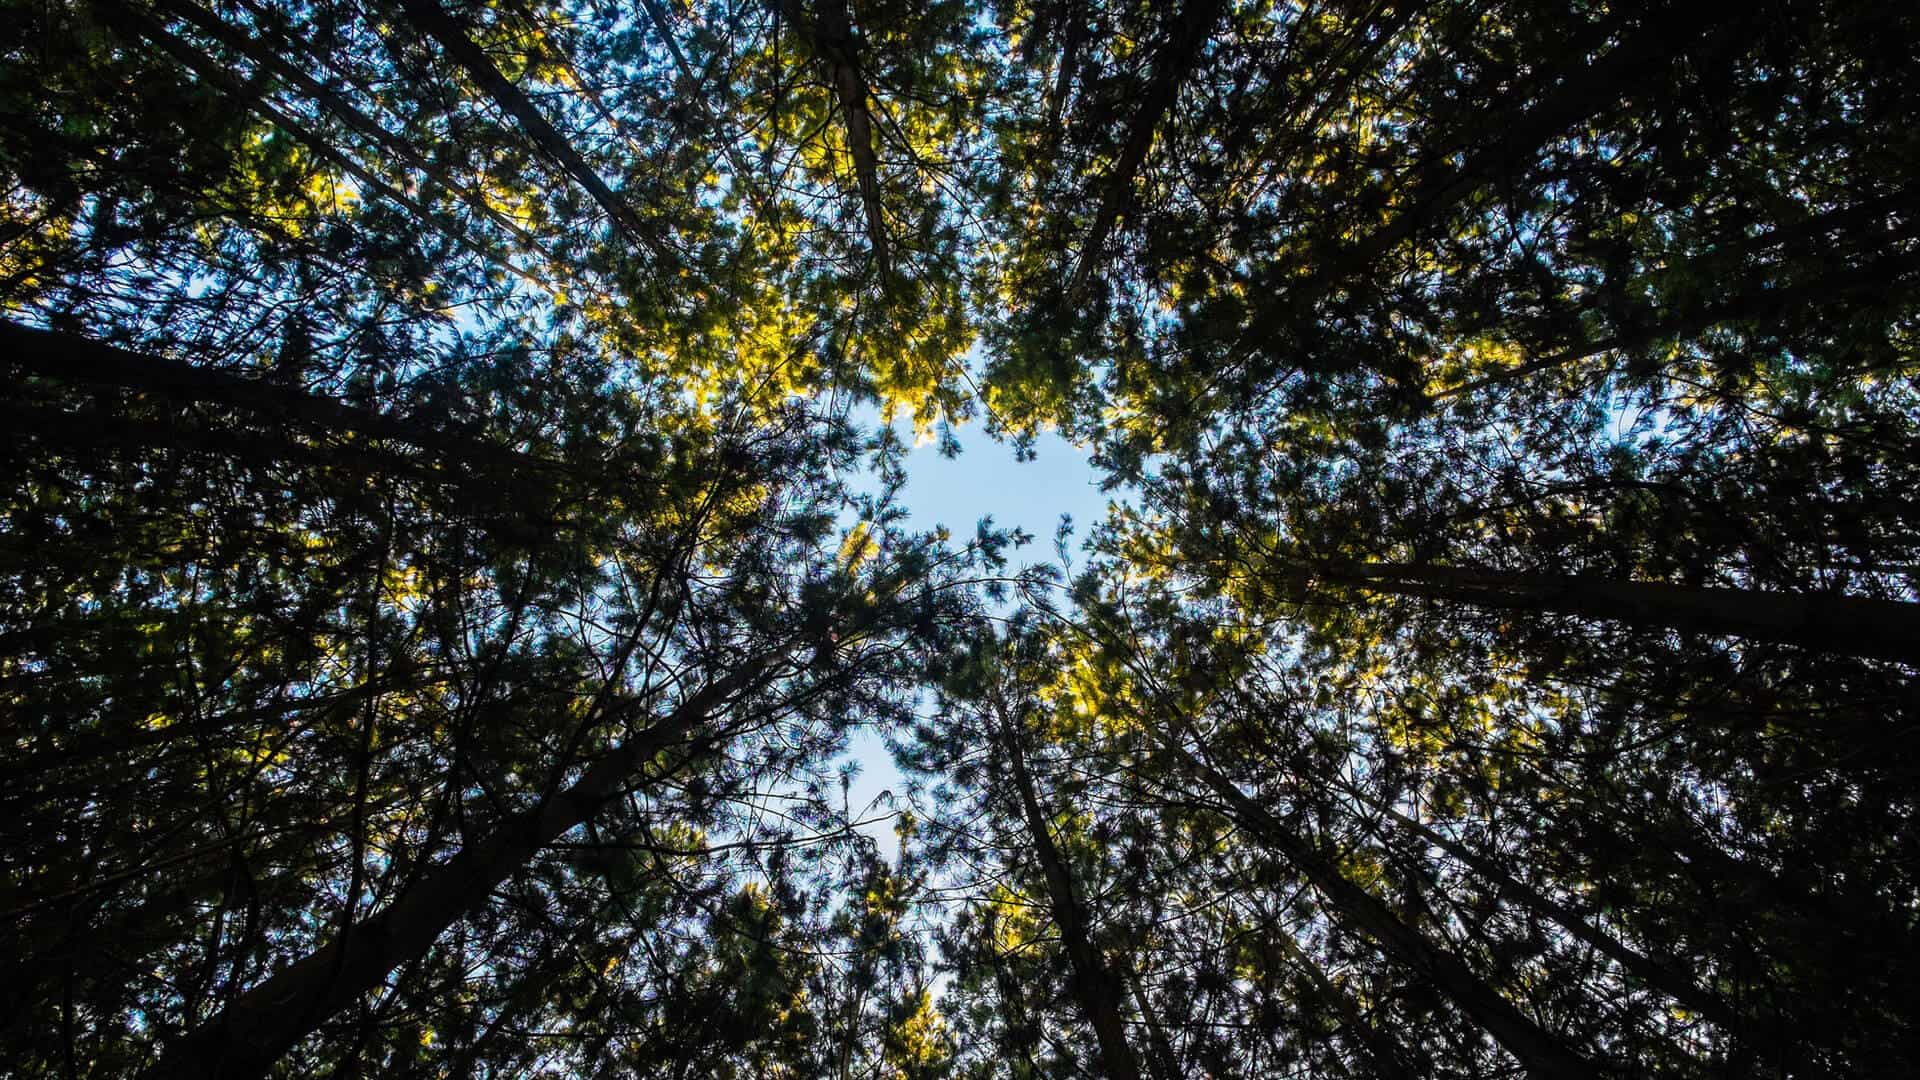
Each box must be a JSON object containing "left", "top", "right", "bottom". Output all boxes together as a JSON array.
[{"left": 3, "top": 0, "right": 1917, "bottom": 1076}]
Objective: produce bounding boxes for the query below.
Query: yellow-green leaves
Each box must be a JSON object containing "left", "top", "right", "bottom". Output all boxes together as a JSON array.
[
  {"left": 839, "top": 521, "right": 880, "bottom": 575},
  {"left": 881, "top": 990, "right": 955, "bottom": 1080}
]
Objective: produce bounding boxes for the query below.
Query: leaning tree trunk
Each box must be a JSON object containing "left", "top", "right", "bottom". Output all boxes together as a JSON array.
[
  {"left": 1359, "top": 793, "right": 1774, "bottom": 1052},
  {"left": 147, "top": 0, "right": 549, "bottom": 255},
  {"left": 772, "top": 0, "right": 894, "bottom": 282},
  {"left": 1266, "top": 918, "right": 1417, "bottom": 1080},
  {"left": 994, "top": 702, "right": 1149, "bottom": 1080},
  {"left": 1429, "top": 239, "right": 1920, "bottom": 402},
  {"left": 1122, "top": 968, "right": 1183, "bottom": 1080},
  {"left": 1281, "top": 5, "right": 1720, "bottom": 302},
  {"left": 1, "top": 321, "right": 555, "bottom": 478},
  {"left": 1152, "top": 738, "right": 1603, "bottom": 1080},
  {"left": 396, "top": 0, "right": 666, "bottom": 261},
  {"left": 1298, "top": 559, "right": 1920, "bottom": 664},
  {"left": 1064, "top": 0, "right": 1225, "bottom": 300},
  {"left": 86, "top": 0, "right": 555, "bottom": 292},
  {"left": 143, "top": 658, "right": 778, "bottom": 1078}
]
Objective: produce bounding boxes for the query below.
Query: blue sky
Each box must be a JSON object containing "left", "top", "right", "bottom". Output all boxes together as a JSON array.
[
  {"left": 841, "top": 422, "right": 1114, "bottom": 859},
  {"left": 887, "top": 427, "right": 1112, "bottom": 557}
]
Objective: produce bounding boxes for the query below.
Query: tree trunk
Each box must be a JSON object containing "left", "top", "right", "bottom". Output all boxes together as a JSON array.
[
  {"left": 995, "top": 703, "right": 1147, "bottom": 1080},
  {"left": 395, "top": 0, "right": 666, "bottom": 261},
  {"left": 1154, "top": 739, "right": 1603, "bottom": 1079},
  {"left": 1430, "top": 243, "right": 1920, "bottom": 402},
  {"left": 1349, "top": 9, "right": 1711, "bottom": 266},
  {"left": 150, "top": 0, "right": 547, "bottom": 254},
  {"left": 1365, "top": 797, "right": 1749, "bottom": 1038},
  {"left": 635, "top": 0, "right": 776, "bottom": 221},
  {"left": 1, "top": 321, "right": 556, "bottom": 477},
  {"left": 1122, "top": 968, "right": 1182, "bottom": 1080},
  {"left": 93, "top": 0, "right": 551, "bottom": 291},
  {"left": 143, "top": 658, "right": 776, "bottom": 1078},
  {"left": 1246, "top": 5, "right": 1722, "bottom": 343},
  {"left": 1065, "top": 0, "right": 1225, "bottom": 299},
  {"left": 1266, "top": 921, "right": 1416, "bottom": 1080},
  {"left": 1312, "top": 559, "right": 1920, "bottom": 664},
  {"left": 775, "top": 0, "right": 893, "bottom": 282}
]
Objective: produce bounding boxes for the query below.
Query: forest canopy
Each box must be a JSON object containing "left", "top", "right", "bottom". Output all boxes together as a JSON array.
[{"left": 3, "top": 0, "right": 1918, "bottom": 1076}]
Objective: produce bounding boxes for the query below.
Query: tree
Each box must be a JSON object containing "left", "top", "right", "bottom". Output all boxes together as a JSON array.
[{"left": 922, "top": 631, "right": 1161, "bottom": 1080}]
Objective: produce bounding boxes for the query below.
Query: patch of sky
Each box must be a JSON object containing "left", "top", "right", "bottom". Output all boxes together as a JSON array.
[{"left": 838, "top": 416, "right": 1117, "bottom": 861}]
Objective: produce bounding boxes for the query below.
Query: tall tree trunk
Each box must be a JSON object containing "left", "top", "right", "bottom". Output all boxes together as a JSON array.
[
  {"left": 3, "top": 808, "right": 383, "bottom": 993},
  {"left": 1243, "top": 4, "right": 1724, "bottom": 349},
  {"left": 395, "top": 0, "right": 667, "bottom": 262},
  {"left": 1152, "top": 738, "right": 1603, "bottom": 1079},
  {"left": 635, "top": 0, "right": 776, "bottom": 221},
  {"left": 1360, "top": 793, "right": 1754, "bottom": 1042},
  {"left": 1030, "top": 5, "right": 1085, "bottom": 193},
  {"left": 1429, "top": 243, "right": 1920, "bottom": 402},
  {"left": 994, "top": 702, "right": 1148, "bottom": 1080},
  {"left": 1065, "top": 0, "right": 1225, "bottom": 299},
  {"left": 143, "top": 658, "right": 778, "bottom": 1078},
  {"left": 1, "top": 321, "right": 557, "bottom": 477},
  {"left": 93, "top": 0, "right": 552, "bottom": 292},
  {"left": 1250, "top": 1, "right": 1427, "bottom": 184},
  {"left": 774, "top": 0, "right": 893, "bottom": 282},
  {"left": 1121, "top": 968, "right": 1182, "bottom": 1080},
  {"left": 1266, "top": 920, "right": 1416, "bottom": 1080},
  {"left": 1334, "top": 7, "right": 1714, "bottom": 272},
  {"left": 1302, "top": 559, "right": 1920, "bottom": 664},
  {"left": 150, "top": 0, "right": 550, "bottom": 255}
]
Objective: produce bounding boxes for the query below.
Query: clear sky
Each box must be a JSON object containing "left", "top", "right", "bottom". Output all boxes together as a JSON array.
[
  {"left": 889, "top": 427, "right": 1112, "bottom": 554},
  {"left": 840, "top": 421, "right": 1115, "bottom": 859}
]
